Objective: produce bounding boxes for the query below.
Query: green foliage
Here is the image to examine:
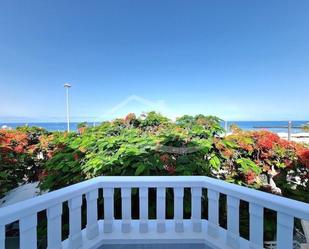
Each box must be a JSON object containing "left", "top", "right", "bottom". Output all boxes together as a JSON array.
[
  {"left": 229, "top": 123, "right": 242, "bottom": 133},
  {"left": 236, "top": 158, "right": 262, "bottom": 175},
  {"left": 1, "top": 112, "right": 308, "bottom": 208},
  {"left": 37, "top": 113, "right": 309, "bottom": 199},
  {"left": 39, "top": 112, "right": 224, "bottom": 190},
  {"left": 301, "top": 124, "right": 309, "bottom": 132},
  {"left": 176, "top": 114, "right": 224, "bottom": 138},
  {"left": 1, "top": 115, "right": 308, "bottom": 243},
  {"left": 0, "top": 127, "right": 50, "bottom": 197},
  {"left": 77, "top": 122, "right": 88, "bottom": 129},
  {"left": 139, "top": 111, "right": 169, "bottom": 128},
  {"left": 16, "top": 125, "right": 48, "bottom": 134},
  {"left": 2, "top": 116, "right": 308, "bottom": 243}
]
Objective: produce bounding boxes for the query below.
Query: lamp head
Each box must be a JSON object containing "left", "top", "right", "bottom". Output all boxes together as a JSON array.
[{"left": 64, "top": 83, "right": 72, "bottom": 88}]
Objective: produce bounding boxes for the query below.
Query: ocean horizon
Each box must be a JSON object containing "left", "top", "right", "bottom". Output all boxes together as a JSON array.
[{"left": 1, "top": 121, "right": 308, "bottom": 133}]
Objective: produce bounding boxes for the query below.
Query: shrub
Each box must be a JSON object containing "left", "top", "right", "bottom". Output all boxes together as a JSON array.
[
  {"left": 301, "top": 124, "right": 309, "bottom": 132},
  {"left": 38, "top": 113, "right": 309, "bottom": 204},
  {"left": 1, "top": 113, "right": 308, "bottom": 205},
  {"left": 0, "top": 127, "right": 49, "bottom": 197},
  {"left": 39, "top": 112, "right": 223, "bottom": 190},
  {"left": 221, "top": 129, "right": 309, "bottom": 201}
]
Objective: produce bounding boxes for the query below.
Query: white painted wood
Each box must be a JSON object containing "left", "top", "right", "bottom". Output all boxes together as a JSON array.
[
  {"left": 191, "top": 187, "right": 202, "bottom": 232},
  {"left": 277, "top": 212, "right": 294, "bottom": 249},
  {"left": 1, "top": 176, "right": 309, "bottom": 226},
  {"left": 0, "top": 176, "right": 309, "bottom": 249},
  {"left": 64, "top": 219, "right": 254, "bottom": 249},
  {"left": 68, "top": 196, "right": 82, "bottom": 249},
  {"left": 86, "top": 190, "right": 99, "bottom": 240},
  {"left": 103, "top": 188, "right": 114, "bottom": 233},
  {"left": 47, "top": 204, "right": 63, "bottom": 249},
  {"left": 19, "top": 214, "right": 37, "bottom": 249},
  {"left": 156, "top": 187, "right": 166, "bottom": 233},
  {"left": 207, "top": 189, "right": 220, "bottom": 238},
  {"left": 121, "top": 188, "right": 131, "bottom": 233},
  {"left": 0, "top": 225, "right": 5, "bottom": 249},
  {"left": 249, "top": 203, "right": 263, "bottom": 249},
  {"left": 174, "top": 187, "right": 184, "bottom": 233},
  {"left": 226, "top": 196, "right": 240, "bottom": 249},
  {"left": 139, "top": 187, "right": 148, "bottom": 233}
]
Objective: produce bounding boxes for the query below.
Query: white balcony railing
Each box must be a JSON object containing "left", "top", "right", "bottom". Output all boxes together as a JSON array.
[{"left": 0, "top": 176, "right": 308, "bottom": 249}]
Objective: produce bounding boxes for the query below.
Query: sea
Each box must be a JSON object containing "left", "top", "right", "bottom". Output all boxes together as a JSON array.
[{"left": 0, "top": 121, "right": 308, "bottom": 133}]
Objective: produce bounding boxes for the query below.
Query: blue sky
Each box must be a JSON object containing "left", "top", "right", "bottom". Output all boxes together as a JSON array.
[{"left": 0, "top": 0, "right": 309, "bottom": 122}]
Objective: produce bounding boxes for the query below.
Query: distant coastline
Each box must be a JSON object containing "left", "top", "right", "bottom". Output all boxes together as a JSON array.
[{"left": 1, "top": 121, "right": 308, "bottom": 133}]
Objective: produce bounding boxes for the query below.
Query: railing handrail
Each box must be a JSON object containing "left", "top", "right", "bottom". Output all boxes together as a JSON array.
[
  {"left": 1, "top": 176, "right": 309, "bottom": 226},
  {"left": 0, "top": 177, "right": 101, "bottom": 225},
  {"left": 200, "top": 176, "right": 309, "bottom": 220},
  {"left": 97, "top": 176, "right": 309, "bottom": 220}
]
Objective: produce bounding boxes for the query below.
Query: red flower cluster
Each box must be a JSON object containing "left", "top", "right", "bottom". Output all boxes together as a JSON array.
[
  {"left": 0, "top": 130, "right": 29, "bottom": 163},
  {"left": 277, "top": 139, "right": 293, "bottom": 149},
  {"left": 159, "top": 154, "right": 170, "bottom": 164},
  {"left": 160, "top": 154, "right": 176, "bottom": 174},
  {"left": 163, "top": 165, "right": 176, "bottom": 174},
  {"left": 245, "top": 170, "right": 256, "bottom": 184},
  {"left": 222, "top": 149, "right": 233, "bottom": 158},
  {"left": 298, "top": 149, "right": 309, "bottom": 168},
  {"left": 238, "top": 142, "right": 254, "bottom": 152},
  {"left": 78, "top": 127, "right": 86, "bottom": 134},
  {"left": 124, "top": 113, "right": 137, "bottom": 124},
  {"left": 73, "top": 152, "right": 80, "bottom": 161},
  {"left": 38, "top": 170, "right": 49, "bottom": 181},
  {"left": 225, "top": 130, "right": 309, "bottom": 189},
  {"left": 254, "top": 131, "right": 280, "bottom": 150}
]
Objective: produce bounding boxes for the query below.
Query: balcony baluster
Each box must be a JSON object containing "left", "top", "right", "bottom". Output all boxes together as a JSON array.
[
  {"left": 277, "top": 212, "right": 294, "bottom": 249},
  {"left": 86, "top": 190, "right": 99, "bottom": 240},
  {"left": 191, "top": 187, "right": 202, "bottom": 232},
  {"left": 68, "top": 196, "right": 83, "bottom": 249},
  {"left": 226, "top": 196, "right": 240, "bottom": 249},
  {"left": 47, "top": 204, "right": 63, "bottom": 249},
  {"left": 156, "top": 187, "right": 166, "bottom": 233},
  {"left": 207, "top": 189, "right": 220, "bottom": 238},
  {"left": 20, "top": 214, "right": 37, "bottom": 249},
  {"left": 121, "top": 188, "right": 132, "bottom": 233},
  {"left": 249, "top": 203, "right": 264, "bottom": 249},
  {"left": 0, "top": 225, "right": 4, "bottom": 249},
  {"left": 103, "top": 188, "right": 114, "bottom": 233},
  {"left": 174, "top": 187, "right": 184, "bottom": 233},
  {"left": 139, "top": 187, "right": 149, "bottom": 233}
]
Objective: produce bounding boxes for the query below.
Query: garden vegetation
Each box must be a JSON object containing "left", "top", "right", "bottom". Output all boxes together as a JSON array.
[
  {"left": 1, "top": 112, "right": 308, "bottom": 202},
  {"left": 1, "top": 112, "right": 309, "bottom": 241}
]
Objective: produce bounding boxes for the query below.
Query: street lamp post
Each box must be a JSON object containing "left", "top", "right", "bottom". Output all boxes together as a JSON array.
[{"left": 64, "top": 83, "right": 72, "bottom": 132}]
